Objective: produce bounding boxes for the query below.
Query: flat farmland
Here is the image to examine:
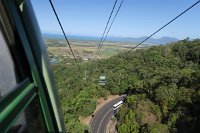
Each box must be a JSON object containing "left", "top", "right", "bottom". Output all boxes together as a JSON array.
[{"left": 45, "top": 38, "right": 146, "bottom": 60}]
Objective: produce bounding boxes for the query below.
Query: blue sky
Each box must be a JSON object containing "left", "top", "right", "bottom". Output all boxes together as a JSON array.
[{"left": 31, "top": 0, "right": 200, "bottom": 39}]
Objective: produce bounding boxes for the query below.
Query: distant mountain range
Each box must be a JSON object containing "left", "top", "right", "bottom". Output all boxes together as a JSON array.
[
  {"left": 43, "top": 33, "right": 179, "bottom": 44},
  {"left": 107, "top": 36, "right": 179, "bottom": 44}
]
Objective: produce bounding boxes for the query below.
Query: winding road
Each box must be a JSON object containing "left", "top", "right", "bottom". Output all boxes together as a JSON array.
[{"left": 90, "top": 95, "right": 126, "bottom": 133}]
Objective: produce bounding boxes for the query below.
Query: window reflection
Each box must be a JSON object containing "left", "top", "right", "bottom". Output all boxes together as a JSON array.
[
  {"left": 0, "top": 28, "right": 18, "bottom": 99},
  {"left": 9, "top": 98, "right": 47, "bottom": 133}
]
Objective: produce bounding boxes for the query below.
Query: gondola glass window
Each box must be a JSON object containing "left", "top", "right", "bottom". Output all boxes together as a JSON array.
[
  {"left": 0, "top": 28, "right": 18, "bottom": 99},
  {"left": 8, "top": 98, "right": 46, "bottom": 132}
]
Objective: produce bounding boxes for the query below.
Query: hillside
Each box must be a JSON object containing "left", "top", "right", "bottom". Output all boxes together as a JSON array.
[
  {"left": 108, "top": 36, "right": 179, "bottom": 44},
  {"left": 50, "top": 39, "right": 200, "bottom": 132}
]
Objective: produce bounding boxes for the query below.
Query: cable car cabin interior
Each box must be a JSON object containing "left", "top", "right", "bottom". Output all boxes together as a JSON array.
[{"left": 0, "top": 0, "right": 65, "bottom": 132}]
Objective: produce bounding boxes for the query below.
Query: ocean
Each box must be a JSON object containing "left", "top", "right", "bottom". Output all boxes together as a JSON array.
[{"left": 42, "top": 33, "right": 101, "bottom": 41}]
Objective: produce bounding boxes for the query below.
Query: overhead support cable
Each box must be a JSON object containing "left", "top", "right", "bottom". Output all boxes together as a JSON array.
[
  {"left": 96, "top": 0, "right": 118, "bottom": 53},
  {"left": 98, "top": 0, "right": 124, "bottom": 54},
  {"left": 126, "top": 0, "right": 200, "bottom": 54},
  {"left": 49, "top": 0, "right": 78, "bottom": 64}
]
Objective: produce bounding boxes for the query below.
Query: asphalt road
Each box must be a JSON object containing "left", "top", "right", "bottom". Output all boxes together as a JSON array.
[{"left": 90, "top": 96, "right": 125, "bottom": 133}]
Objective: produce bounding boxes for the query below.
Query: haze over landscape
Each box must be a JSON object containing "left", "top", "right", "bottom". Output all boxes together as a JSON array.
[{"left": 43, "top": 33, "right": 179, "bottom": 44}]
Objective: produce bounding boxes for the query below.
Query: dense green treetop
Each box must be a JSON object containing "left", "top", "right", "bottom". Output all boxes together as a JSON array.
[{"left": 51, "top": 39, "right": 200, "bottom": 132}]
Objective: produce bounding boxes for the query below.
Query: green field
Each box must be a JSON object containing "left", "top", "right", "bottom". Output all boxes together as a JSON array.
[{"left": 45, "top": 38, "right": 139, "bottom": 59}]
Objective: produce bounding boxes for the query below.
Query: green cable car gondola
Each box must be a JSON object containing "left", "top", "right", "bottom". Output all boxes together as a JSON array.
[
  {"left": 0, "top": 0, "right": 65, "bottom": 132},
  {"left": 99, "top": 75, "right": 106, "bottom": 86}
]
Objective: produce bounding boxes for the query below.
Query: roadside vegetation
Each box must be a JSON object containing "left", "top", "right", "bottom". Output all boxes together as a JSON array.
[{"left": 50, "top": 39, "right": 200, "bottom": 132}]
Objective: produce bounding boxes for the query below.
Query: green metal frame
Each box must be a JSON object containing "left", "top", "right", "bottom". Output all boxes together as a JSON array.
[
  {"left": 0, "top": 79, "right": 36, "bottom": 132},
  {"left": 3, "top": 0, "right": 56, "bottom": 131},
  {"left": 18, "top": 1, "right": 65, "bottom": 131},
  {"left": 0, "top": 0, "right": 65, "bottom": 132}
]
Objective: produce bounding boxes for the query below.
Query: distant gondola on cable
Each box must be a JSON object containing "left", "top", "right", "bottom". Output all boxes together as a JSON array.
[{"left": 99, "top": 75, "right": 106, "bottom": 86}]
